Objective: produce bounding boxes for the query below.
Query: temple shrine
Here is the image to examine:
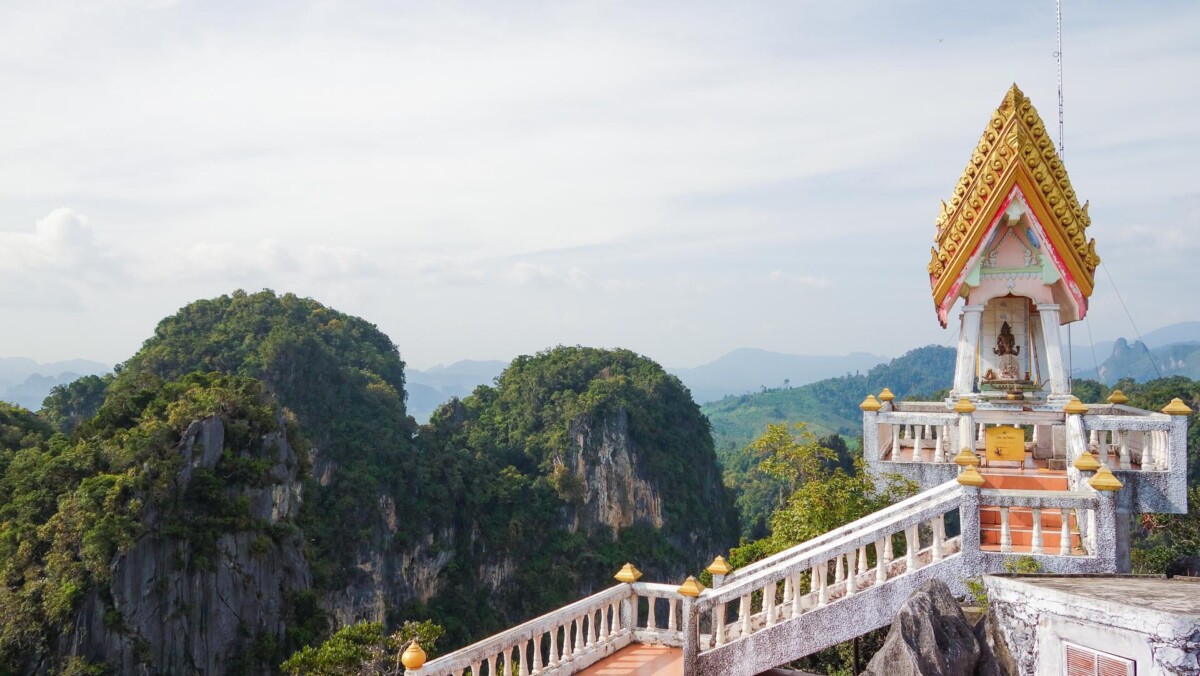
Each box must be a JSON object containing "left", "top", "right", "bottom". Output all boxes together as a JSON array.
[{"left": 399, "top": 86, "right": 1194, "bottom": 676}]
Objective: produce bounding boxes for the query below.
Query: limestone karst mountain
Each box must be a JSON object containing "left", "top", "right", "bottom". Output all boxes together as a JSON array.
[{"left": 0, "top": 290, "right": 736, "bottom": 674}]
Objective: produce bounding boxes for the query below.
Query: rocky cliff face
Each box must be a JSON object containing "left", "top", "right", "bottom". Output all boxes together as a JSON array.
[
  {"left": 62, "top": 416, "right": 311, "bottom": 674},
  {"left": 560, "top": 409, "right": 664, "bottom": 536}
]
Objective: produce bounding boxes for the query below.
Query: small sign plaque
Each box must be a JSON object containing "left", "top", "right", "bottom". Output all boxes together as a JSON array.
[{"left": 985, "top": 426, "right": 1026, "bottom": 463}]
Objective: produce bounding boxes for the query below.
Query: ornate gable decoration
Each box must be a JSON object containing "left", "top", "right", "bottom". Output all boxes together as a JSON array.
[{"left": 928, "top": 84, "right": 1099, "bottom": 324}]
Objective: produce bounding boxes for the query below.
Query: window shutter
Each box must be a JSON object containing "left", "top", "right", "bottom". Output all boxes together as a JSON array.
[
  {"left": 1063, "top": 641, "right": 1135, "bottom": 676},
  {"left": 1065, "top": 642, "right": 1097, "bottom": 676}
]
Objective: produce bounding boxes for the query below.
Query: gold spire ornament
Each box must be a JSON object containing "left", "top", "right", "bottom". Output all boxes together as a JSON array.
[
  {"left": 878, "top": 388, "right": 896, "bottom": 402},
  {"left": 401, "top": 640, "right": 427, "bottom": 669},
  {"left": 860, "top": 395, "right": 882, "bottom": 412},
  {"left": 953, "top": 398, "right": 976, "bottom": 414},
  {"left": 1162, "top": 398, "right": 1194, "bottom": 416},
  {"left": 1106, "top": 390, "right": 1129, "bottom": 405},
  {"left": 677, "top": 576, "right": 706, "bottom": 597},
  {"left": 1088, "top": 465, "right": 1123, "bottom": 492},
  {"left": 614, "top": 563, "right": 643, "bottom": 584},
  {"left": 1073, "top": 450, "right": 1100, "bottom": 472},
  {"left": 706, "top": 555, "right": 734, "bottom": 577},
  {"left": 957, "top": 465, "right": 986, "bottom": 487}
]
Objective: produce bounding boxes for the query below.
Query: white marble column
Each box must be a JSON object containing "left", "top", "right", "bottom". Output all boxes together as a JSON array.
[
  {"left": 952, "top": 305, "right": 984, "bottom": 398},
  {"left": 1036, "top": 303, "right": 1068, "bottom": 398}
]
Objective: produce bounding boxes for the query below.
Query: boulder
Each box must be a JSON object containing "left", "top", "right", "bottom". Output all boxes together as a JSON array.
[{"left": 861, "top": 579, "right": 981, "bottom": 676}]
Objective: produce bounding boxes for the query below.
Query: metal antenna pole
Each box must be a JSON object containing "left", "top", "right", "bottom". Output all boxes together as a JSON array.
[{"left": 1055, "top": 0, "right": 1065, "bottom": 158}]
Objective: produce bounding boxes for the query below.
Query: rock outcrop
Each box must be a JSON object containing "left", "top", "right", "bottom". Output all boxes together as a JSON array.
[
  {"left": 561, "top": 409, "right": 664, "bottom": 536},
  {"left": 861, "top": 580, "right": 983, "bottom": 676},
  {"left": 63, "top": 416, "right": 311, "bottom": 674}
]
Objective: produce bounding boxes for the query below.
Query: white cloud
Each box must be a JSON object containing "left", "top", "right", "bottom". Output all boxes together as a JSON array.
[{"left": 769, "top": 270, "right": 832, "bottom": 289}]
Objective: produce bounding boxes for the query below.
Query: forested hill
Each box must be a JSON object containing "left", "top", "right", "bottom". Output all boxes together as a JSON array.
[
  {"left": 0, "top": 290, "right": 736, "bottom": 674},
  {"left": 702, "top": 345, "right": 956, "bottom": 460}
]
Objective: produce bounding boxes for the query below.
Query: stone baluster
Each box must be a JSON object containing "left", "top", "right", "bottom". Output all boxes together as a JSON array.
[
  {"left": 1119, "top": 431, "right": 1131, "bottom": 469},
  {"left": 548, "top": 626, "right": 559, "bottom": 667},
  {"left": 667, "top": 598, "right": 677, "bottom": 632},
  {"left": 817, "top": 562, "right": 828, "bottom": 607},
  {"left": 913, "top": 425, "right": 924, "bottom": 462},
  {"left": 765, "top": 580, "right": 778, "bottom": 626},
  {"left": 532, "top": 634, "right": 544, "bottom": 674},
  {"left": 1031, "top": 508, "right": 1043, "bottom": 555},
  {"left": 875, "top": 537, "right": 888, "bottom": 584},
  {"left": 471, "top": 660, "right": 482, "bottom": 676},
  {"left": 1097, "top": 430, "right": 1109, "bottom": 466},
  {"left": 645, "top": 599, "right": 656, "bottom": 632},
  {"left": 739, "top": 595, "right": 752, "bottom": 637},
  {"left": 791, "top": 574, "right": 803, "bottom": 617},
  {"left": 591, "top": 610, "right": 600, "bottom": 645},
  {"left": 977, "top": 423, "right": 986, "bottom": 443},
  {"left": 714, "top": 601, "right": 726, "bottom": 646},
  {"left": 905, "top": 526, "right": 917, "bottom": 572},
  {"left": 490, "top": 653, "right": 501, "bottom": 676},
  {"left": 932, "top": 514, "right": 945, "bottom": 562},
  {"left": 834, "top": 554, "right": 844, "bottom": 585},
  {"left": 1000, "top": 507, "right": 1013, "bottom": 553},
  {"left": 891, "top": 424, "right": 901, "bottom": 461},
  {"left": 1060, "top": 508, "right": 1071, "bottom": 555},
  {"left": 516, "top": 642, "right": 526, "bottom": 676},
  {"left": 845, "top": 554, "right": 856, "bottom": 596},
  {"left": 935, "top": 425, "right": 948, "bottom": 462},
  {"left": 858, "top": 546, "right": 868, "bottom": 576},
  {"left": 782, "top": 576, "right": 792, "bottom": 609}
]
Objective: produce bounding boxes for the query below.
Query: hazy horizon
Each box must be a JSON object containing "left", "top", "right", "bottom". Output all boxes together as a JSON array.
[{"left": 3, "top": 2, "right": 1197, "bottom": 372}]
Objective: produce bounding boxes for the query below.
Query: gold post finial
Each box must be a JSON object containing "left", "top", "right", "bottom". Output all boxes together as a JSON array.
[
  {"left": 954, "top": 447, "right": 980, "bottom": 467},
  {"left": 1106, "top": 390, "right": 1129, "bottom": 405},
  {"left": 706, "top": 555, "right": 733, "bottom": 576},
  {"left": 1162, "top": 398, "right": 1194, "bottom": 416},
  {"left": 614, "top": 563, "right": 643, "bottom": 584},
  {"left": 957, "top": 465, "right": 985, "bottom": 487},
  {"left": 1063, "top": 397, "right": 1088, "bottom": 415},
  {"left": 401, "top": 640, "right": 427, "bottom": 669},
  {"left": 1073, "top": 450, "right": 1100, "bottom": 472},
  {"left": 860, "top": 395, "right": 882, "bottom": 412},
  {"left": 878, "top": 388, "right": 895, "bottom": 402},
  {"left": 953, "top": 398, "right": 976, "bottom": 414},
  {"left": 677, "top": 576, "right": 706, "bottom": 597},
  {"left": 1088, "top": 464, "right": 1124, "bottom": 491}
]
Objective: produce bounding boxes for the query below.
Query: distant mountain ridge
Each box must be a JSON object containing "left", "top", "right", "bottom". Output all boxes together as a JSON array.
[
  {"left": 0, "top": 357, "right": 110, "bottom": 410},
  {"left": 668, "top": 347, "right": 889, "bottom": 404},
  {"left": 406, "top": 360, "right": 507, "bottom": 422}
]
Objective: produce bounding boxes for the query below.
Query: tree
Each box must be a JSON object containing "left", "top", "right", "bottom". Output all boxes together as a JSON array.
[{"left": 281, "top": 620, "right": 444, "bottom": 676}]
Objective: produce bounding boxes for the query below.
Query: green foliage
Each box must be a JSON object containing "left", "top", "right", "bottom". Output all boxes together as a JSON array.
[
  {"left": 1002, "top": 556, "right": 1044, "bottom": 575},
  {"left": 705, "top": 346, "right": 954, "bottom": 535},
  {"left": 1134, "top": 484, "right": 1200, "bottom": 574},
  {"left": 723, "top": 423, "right": 918, "bottom": 674},
  {"left": 39, "top": 374, "right": 113, "bottom": 435},
  {"left": 280, "top": 619, "right": 444, "bottom": 676},
  {"left": 963, "top": 577, "right": 989, "bottom": 610}
]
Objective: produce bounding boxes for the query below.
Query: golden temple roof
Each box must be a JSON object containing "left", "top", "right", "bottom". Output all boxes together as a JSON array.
[{"left": 928, "top": 84, "right": 1099, "bottom": 325}]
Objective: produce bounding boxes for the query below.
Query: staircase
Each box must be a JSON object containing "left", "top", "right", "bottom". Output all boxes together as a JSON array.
[{"left": 406, "top": 472, "right": 1121, "bottom": 676}]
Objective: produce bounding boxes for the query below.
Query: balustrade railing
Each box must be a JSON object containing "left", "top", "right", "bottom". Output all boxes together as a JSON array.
[
  {"left": 631, "top": 582, "right": 687, "bottom": 646},
  {"left": 407, "top": 584, "right": 631, "bottom": 676},
  {"left": 978, "top": 488, "right": 1098, "bottom": 556},
  {"left": 1082, "top": 409, "right": 1175, "bottom": 472}
]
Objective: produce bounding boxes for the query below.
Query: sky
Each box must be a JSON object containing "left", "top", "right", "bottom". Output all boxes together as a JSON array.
[{"left": 1, "top": 0, "right": 1197, "bottom": 371}]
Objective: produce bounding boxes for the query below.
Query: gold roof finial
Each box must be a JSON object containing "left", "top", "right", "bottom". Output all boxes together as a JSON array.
[
  {"left": 878, "top": 388, "right": 896, "bottom": 402},
  {"left": 1162, "top": 398, "right": 1193, "bottom": 416},
  {"left": 954, "top": 447, "right": 980, "bottom": 467},
  {"left": 860, "top": 395, "right": 882, "bottom": 412},
  {"left": 953, "top": 398, "right": 976, "bottom": 414},
  {"left": 1106, "top": 390, "right": 1129, "bottom": 405},
  {"left": 706, "top": 556, "right": 734, "bottom": 576},
  {"left": 401, "top": 640, "right": 427, "bottom": 669},
  {"left": 677, "top": 576, "right": 706, "bottom": 597},
  {"left": 1063, "top": 397, "right": 1088, "bottom": 415},
  {"left": 614, "top": 563, "right": 643, "bottom": 584},
  {"left": 1089, "top": 464, "right": 1124, "bottom": 492},
  {"left": 1073, "top": 450, "right": 1100, "bottom": 472},
  {"left": 957, "top": 465, "right": 986, "bottom": 487}
]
